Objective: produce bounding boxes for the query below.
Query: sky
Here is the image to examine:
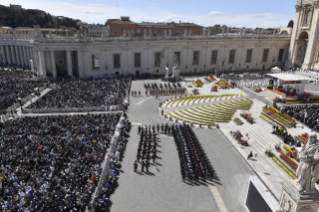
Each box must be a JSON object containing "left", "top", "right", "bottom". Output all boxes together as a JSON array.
[{"left": 2, "top": 0, "right": 296, "bottom": 28}]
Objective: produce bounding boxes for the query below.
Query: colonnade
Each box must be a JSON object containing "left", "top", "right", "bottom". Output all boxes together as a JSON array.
[{"left": 0, "top": 44, "right": 35, "bottom": 68}]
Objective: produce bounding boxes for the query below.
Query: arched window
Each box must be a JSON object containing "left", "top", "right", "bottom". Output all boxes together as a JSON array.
[{"left": 306, "top": 10, "right": 312, "bottom": 24}]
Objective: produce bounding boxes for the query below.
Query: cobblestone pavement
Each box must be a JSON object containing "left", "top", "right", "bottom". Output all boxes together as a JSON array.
[{"left": 110, "top": 80, "right": 252, "bottom": 212}]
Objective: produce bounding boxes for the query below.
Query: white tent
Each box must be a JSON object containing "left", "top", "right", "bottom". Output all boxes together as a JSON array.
[{"left": 270, "top": 66, "right": 281, "bottom": 73}]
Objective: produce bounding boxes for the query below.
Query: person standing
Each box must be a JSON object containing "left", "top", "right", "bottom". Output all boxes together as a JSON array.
[
  {"left": 134, "top": 161, "right": 138, "bottom": 172},
  {"left": 141, "top": 161, "right": 145, "bottom": 172},
  {"left": 145, "top": 160, "right": 149, "bottom": 172},
  {"left": 247, "top": 151, "right": 253, "bottom": 160}
]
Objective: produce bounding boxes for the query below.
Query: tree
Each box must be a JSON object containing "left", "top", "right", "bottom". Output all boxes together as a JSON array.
[{"left": 287, "top": 20, "right": 294, "bottom": 28}]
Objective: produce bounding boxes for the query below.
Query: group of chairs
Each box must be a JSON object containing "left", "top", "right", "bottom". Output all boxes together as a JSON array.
[{"left": 172, "top": 124, "right": 214, "bottom": 182}]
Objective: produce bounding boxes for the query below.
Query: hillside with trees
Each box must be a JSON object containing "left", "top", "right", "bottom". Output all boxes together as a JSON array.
[{"left": 0, "top": 4, "right": 80, "bottom": 28}]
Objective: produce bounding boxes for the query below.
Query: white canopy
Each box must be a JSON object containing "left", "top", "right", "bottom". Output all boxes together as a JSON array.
[
  {"left": 270, "top": 66, "right": 281, "bottom": 73},
  {"left": 266, "top": 73, "right": 313, "bottom": 81}
]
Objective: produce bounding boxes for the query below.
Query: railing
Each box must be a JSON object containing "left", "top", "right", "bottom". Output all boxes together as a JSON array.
[{"left": 0, "top": 33, "right": 291, "bottom": 44}]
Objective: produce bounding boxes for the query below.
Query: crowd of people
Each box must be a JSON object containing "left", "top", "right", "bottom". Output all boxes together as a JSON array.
[
  {"left": 172, "top": 124, "right": 214, "bottom": 182},
  {"left": 271, "top": 125, "right": 301, "bottom": 147},
  {"left": 0, "top": 76, "right": 47, "bottom": 111},
  {"left": 134, "top": 126, "right": 158, "bottom": 173},
  {"left": 144, "top": 83, "right": 186, "bottom": 96},
  {"left": 0, "top": 113, "right": 120, "bottom": 211},
  {"left": 281, "top": 105, "right": 319, "bottom": 132},
  {"left": 28, "top": 78, "right": 130, "bottom": 109}
]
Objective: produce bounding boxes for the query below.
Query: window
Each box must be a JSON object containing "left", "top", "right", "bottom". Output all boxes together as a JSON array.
[
  {"left": 306, "top": 10, "right": 312, "bottom": 25},
  {"left": 154, "top": 52, "right": 161, "bottom": 67},
  {"left": 134, "top": 53, "right": 141, "bottom": 68},
  {"left": 229, "top": 50, "right": 236, "bottom": 64},
  {"left": 112, "top": 29, "right": 114, "bottom": 33},
  {"left": 114, "top": 54, "right": 120, "bottom": 68},
  {"left": 131, "top": 30, "right": 134, "bottom": 33},
  {"left": 211, "top": 50, "right": 218, "bottom": 64},
  {"left": 278, "top": 49, "right": 285, "bottom": 62},
  {"left": 262, "top": 49, "right": 269, "bottom": 62},
  {"left": 92, "top": 55, "right": 100, "bottom": 69},
  {"left": 137, "top": 30, "right": 140, "bottom": 33},
  {"left": 118, "top": 29, "right": 121, "bottom": 34},
  {"left": 246, "top": 50, "right": 253, "bottom": 63},
  {"left": 193, "top": 51, "right": 200, "bottom": 65},
  {"left": 198, "top": 31, "right": 201, "bottom": 35}
]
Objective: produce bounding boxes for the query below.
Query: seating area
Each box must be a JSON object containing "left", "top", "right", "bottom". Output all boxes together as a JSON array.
[
  {"left": 172, "top": 124, "right": 214, "bottom": 182},
  {"left": 167, "top": 99, "right": 253, "bottom": 126},
  {"left": 165, "top": 93, "right": 242, "bottom": 108},
  {"left": 0, "top": 113, "right": 121, "bottom": 211},
  {"left": 28, "top": 78, "right": 130, "bottom": 109}
]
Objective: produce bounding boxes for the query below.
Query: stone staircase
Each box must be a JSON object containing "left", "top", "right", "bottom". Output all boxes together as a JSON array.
[{"left": 260, "top": 89, "right": 278, "bottom": 101}]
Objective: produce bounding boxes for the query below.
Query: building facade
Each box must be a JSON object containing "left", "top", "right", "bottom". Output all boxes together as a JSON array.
[{"left": 286, "top": 0, "right": 319, "bottom": 70}]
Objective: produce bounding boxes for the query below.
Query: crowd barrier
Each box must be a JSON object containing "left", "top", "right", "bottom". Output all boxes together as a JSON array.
[
  {"left": 94, "top": 116, "right": 124, "bottom": 201},
  {"left": 22, "top": 104, "right": 122, "bottom": 114}
]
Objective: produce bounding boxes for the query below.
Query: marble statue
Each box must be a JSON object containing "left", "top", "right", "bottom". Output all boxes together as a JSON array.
[
  {"left": 207, "top": 28, "right": 211, "bottom": 36},
  {"left": 243, "top": 28, "right": 247, "bottom": 35},
  {"left": 84, "top": 31, "right": 87, "bottom": 38},
  {"left": 297, "top": 133, "right": 319, "bottom": 192},
  {"left": 123, "top": 29, "right": 127, "bottom": 37},
  {"left": 171, "top": 53, "right": 180, "bottom": 78},
  {"left": 144, "top": 30, "right": 147, "bottom": 38},
  {"left": 128, "top": 30, "right": 131, "bottom": 37},
  {"left": 202, "top": 28, "right": 206, "bottom": 36},
  {"left": 183, "top": 29, "right": 188, "bottom": 36},
  {"left": 49, "top": 31, "right": 52, "bottom": 39},
  {"left": 189, "top": 29, "right": 193, "bottom": 36},
  {"left": 226, "top": 28, "right": 229, "bottom": 35},
  {"left": 222, "top": 27, "right": 225, "bottom": 36},
  {"left": 169, "top": 29, "right": 172, "bottom": 37},
  {"left": 149, "top": 30, "right": 152, "bottom": 36},
  {"left": 164, "top": 30, "right": 167, "bottom": 37}
]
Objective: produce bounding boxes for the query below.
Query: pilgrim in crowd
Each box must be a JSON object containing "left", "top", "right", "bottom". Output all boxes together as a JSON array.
[
  {"left": 281, "top": 105, "right": 319, "bottom": 132},
  {"left": 0, "top": 76, "right": 47, "bottom": 111},
  {"left": 271, "top": 125, "right": 301, "bottom": 147},
  {"left": 172, "top": 124, "right": 214, "bottom": 183},
  {"left": 28, "top": 78, "right": 130, "bottom": 109},
  {"left": 0, "top": 113, "right": 120, "bottom": 211}
]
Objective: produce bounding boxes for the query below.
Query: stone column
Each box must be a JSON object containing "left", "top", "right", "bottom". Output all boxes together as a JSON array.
[
  {"left": 38, "top": 50, "right": 47, "bottom": 77},
  {"left": 10, "top": 46, "right": 16, "bottom": 64},
  {"left": 66, "top": 50, "right": 73, "bottom": 76},
  {"left": 253, "top": 45, "right": 261, "bottom": 70},
  {"left": 19, "top": 46, "right": 24, "bottom": 66},
  {"left": 287, "top": 5, "right": 304, "bottom": 67},
  {"left": 1, "top": 45, "right": 7, "bottom": 65},
  {"left": 101, "top": 50, "right": 106, "bottom": 74},
  {"left": 5, "top": 45, "right": 11, "bottom": 64},
  {"left": 23, "top": 46, "right": 27, "bottom": 66},
  {"left": 15, "top": 46, "right": 21, "bottom": 66},
  {"left": 77, "top": 50, "right": 84, "bottom": 78},
  {"left": 50, "top": 51, "right": 57, "bottom": 77},
  {"left": 84, "top": 51, "right": 90, "bottom": 77},
  {"left": 26, "top": 47, "right": 30, "bottom": 66},
  {"left": 106, "top": 50, "right": 111, "bottom": 75}
]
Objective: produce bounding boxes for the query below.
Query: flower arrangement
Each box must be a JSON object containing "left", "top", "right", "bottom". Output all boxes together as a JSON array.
[
  {"left": 272, "top": 157, "right": 296, "bottom": 179},
  {"left": 195, "top": 80, "right": 203, "bottom": 87},
  {"left": 283, "top": 144, "right": 298, "bottom": 157},
  {"left": 255, "top": 88, "right": 262, "bottom": 93},
  {"left": 187, "top": 84, "right": 193, "bottom": 88},
  {"left": 240, "top": 113, "right": 254, "bottom": 124},
  {"left": 274, "top": 154, "right": 297, "bottom": 176},
  {"left": 277, "top": 148, "right": 299, "bottom": 168},
  {"left": 233, "top": 118, "right": 243, "bottom": 126}
]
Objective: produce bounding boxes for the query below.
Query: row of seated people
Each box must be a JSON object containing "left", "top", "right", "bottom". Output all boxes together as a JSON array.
[
  {"left": 0, "top": 113, "right": 120, "bottom": 211},
  {"left": 28, "top": 77, "right": 130, "bottom": 109},
  {"left": 172, "top": 124, "right": 214, "bottom": 183},
  {"left": 93, "top": 118, "right": 131, "bottom": 211},
  {"left": 271, "top": 125, "right": 301, "bottom": 148},
  {"left": 281, "top": 105, "right": 319, "bottom": 132}
]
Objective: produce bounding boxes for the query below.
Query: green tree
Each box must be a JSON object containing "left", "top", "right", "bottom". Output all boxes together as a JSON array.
[{"left": 287, "top": 20, "right": 294, "bottom": 28}]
